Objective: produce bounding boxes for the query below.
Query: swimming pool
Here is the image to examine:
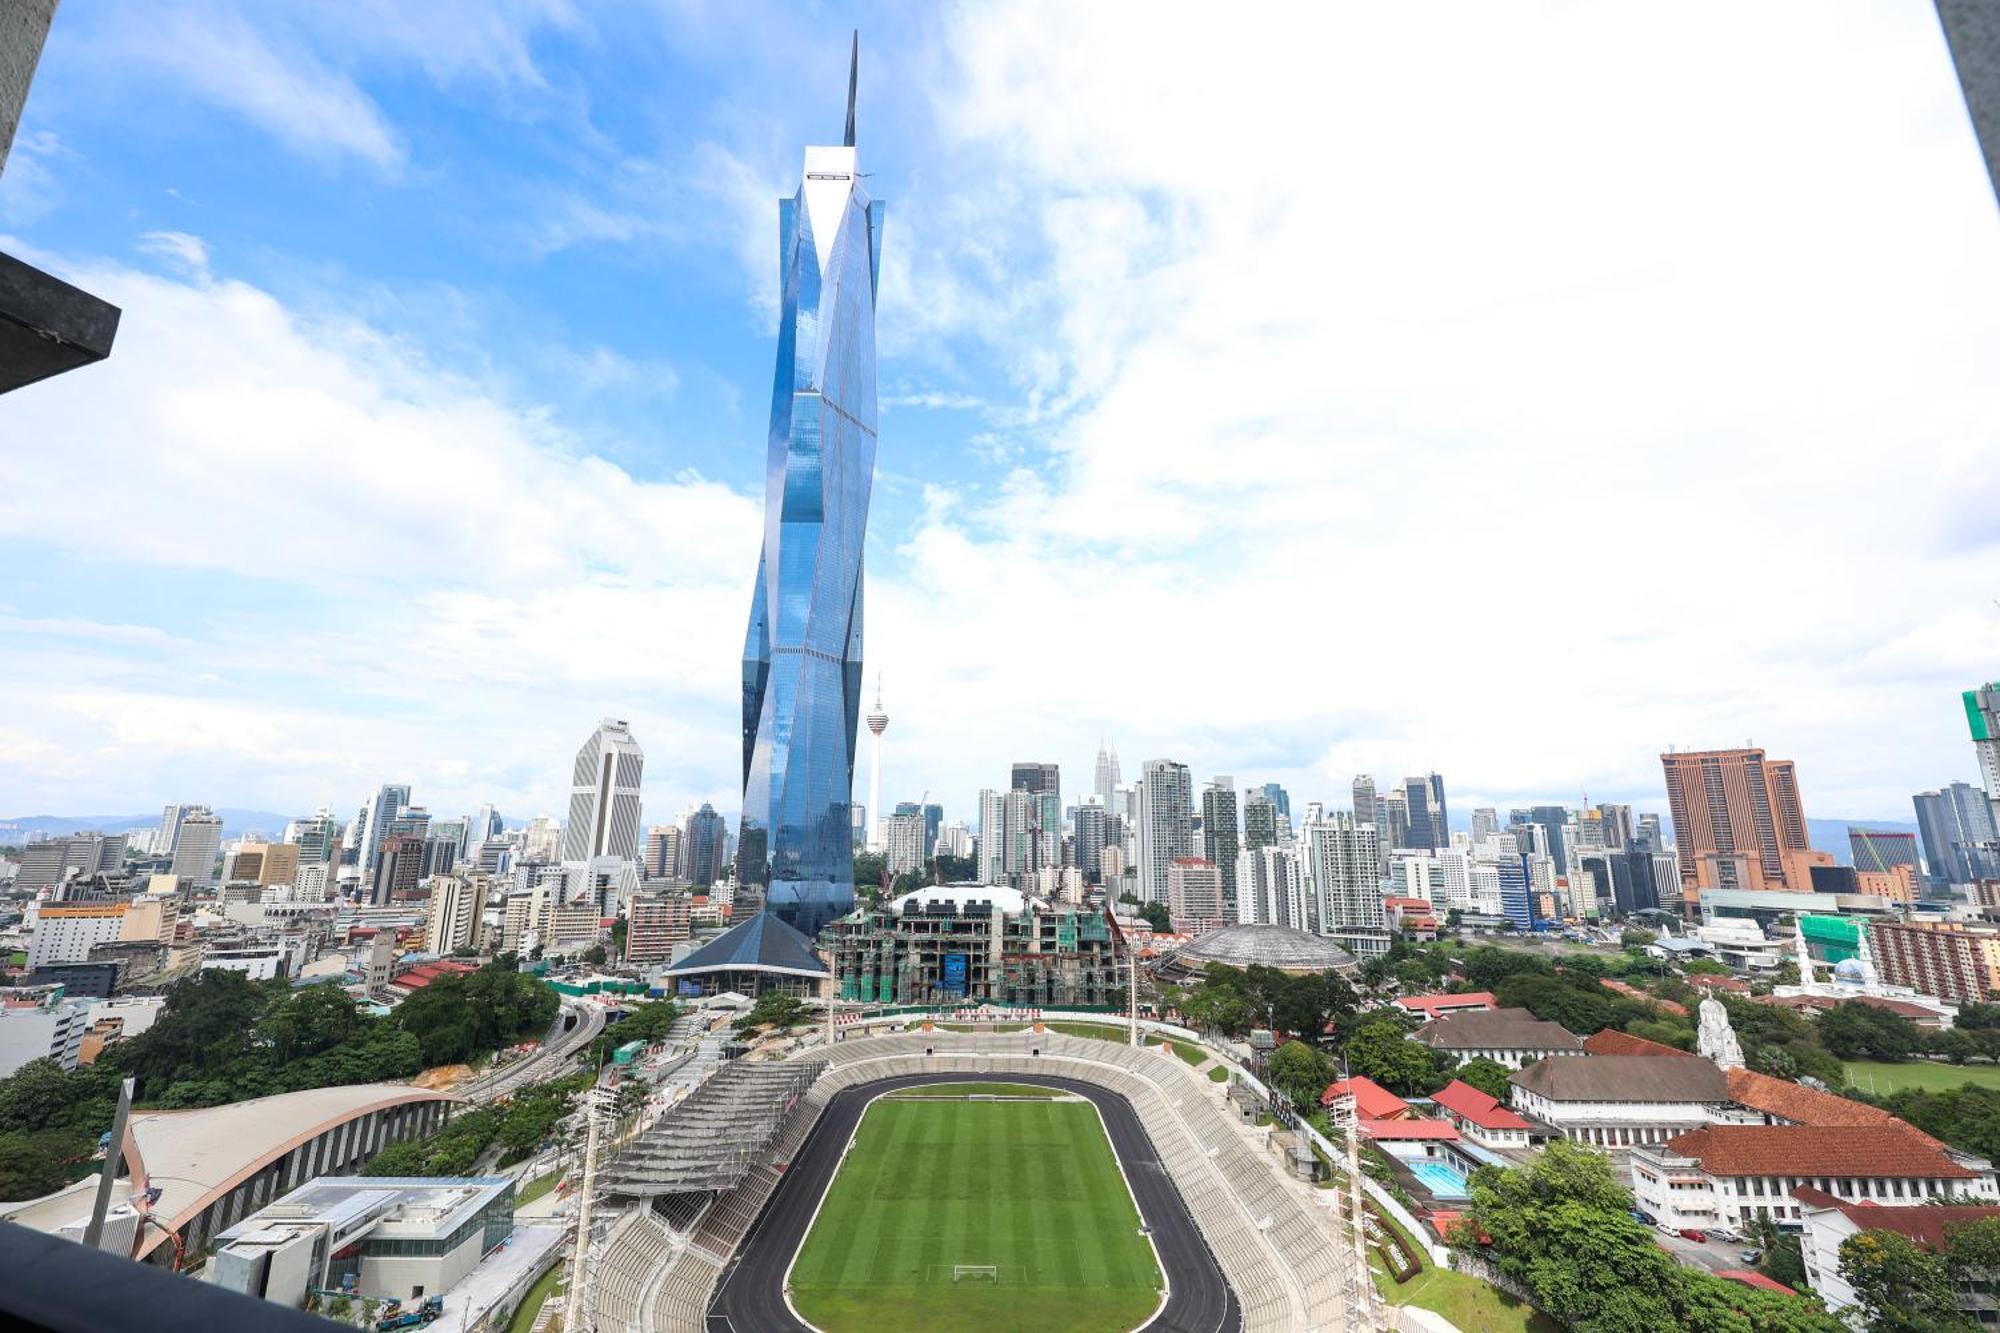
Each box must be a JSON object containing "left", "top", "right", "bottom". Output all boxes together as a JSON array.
[{"left": 1407, "top": 1160, "right": 1470, "bottom": 1200}]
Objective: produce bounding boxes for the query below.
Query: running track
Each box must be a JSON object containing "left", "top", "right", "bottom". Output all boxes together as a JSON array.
[{"left": 704, "top": 1072, "right": 1243, "bottom": 1333}]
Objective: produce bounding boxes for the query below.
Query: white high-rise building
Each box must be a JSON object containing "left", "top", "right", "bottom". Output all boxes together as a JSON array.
[
  {"left": 158, "top": 804, "right": 197, "bottom": 856},
  {"left": 1304, "top": 812, "right": 1388, "bottom": 958},
  {"left": 936, "top": 821, "right": 972, "bottom": 860},
  {"left": 977, "top": 790, "right": 1007, "bottom": 886},
  {"left": 521, "top": 816, "right": 562, "bottom": 863},
  {"left": 1237, "top": 844, "right": 1307, "bottom": 930},
  {"left": 355, "top": 784, "right": 412, "bottom": 878},
  {"left": 1135, "top": 760, "right": 1194, "bottom": 905},
  {"left": 563, "top": 719, "right": 644, "bottom": 862},
  {"left": 885, "top": 810, "right": 925, "bottom": 879},
  {"left": 426, "top": 874, "right": 490, "bottom": 955},
  {"left": 171, "top": 809, "right": 224, "bottom": 888}
]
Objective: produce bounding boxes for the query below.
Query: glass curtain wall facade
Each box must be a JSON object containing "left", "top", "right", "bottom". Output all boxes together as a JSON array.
[{"left": 738, "top": 52, "right": 884, "bottom": 938}]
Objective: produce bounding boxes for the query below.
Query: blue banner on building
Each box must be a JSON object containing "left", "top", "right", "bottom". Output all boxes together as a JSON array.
[{"left": 942, "top": 952, "right": 968, "bottom": 997}]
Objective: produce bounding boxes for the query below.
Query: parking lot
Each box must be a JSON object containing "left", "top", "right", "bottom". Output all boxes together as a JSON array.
[{"left": 1652, "top": 1226, "right": 1764, "bottom": 1274}]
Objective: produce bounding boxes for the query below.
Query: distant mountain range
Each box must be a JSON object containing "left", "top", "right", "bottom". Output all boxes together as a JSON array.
[{"left": 0, "top": 810, "right": 296, "bottom": 843}]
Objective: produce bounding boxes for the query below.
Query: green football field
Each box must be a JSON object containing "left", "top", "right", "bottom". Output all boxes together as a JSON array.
[{"left": 788, "top": 1094, "right": 1164, "bottom": 1333}]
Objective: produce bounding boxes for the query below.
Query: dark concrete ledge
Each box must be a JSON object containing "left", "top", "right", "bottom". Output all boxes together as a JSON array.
[{"left": 0, "top": 249, "right": 121, "bottom": 394}]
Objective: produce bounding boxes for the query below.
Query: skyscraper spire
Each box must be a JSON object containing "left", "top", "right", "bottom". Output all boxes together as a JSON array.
[{"left": 843, "top": 31, "right": 858, "bottom": 148}]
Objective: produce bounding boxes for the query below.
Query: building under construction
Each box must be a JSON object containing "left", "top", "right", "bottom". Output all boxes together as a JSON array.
[{"left": 824, "top": 884, "right": 1122, "bottom": 1006}]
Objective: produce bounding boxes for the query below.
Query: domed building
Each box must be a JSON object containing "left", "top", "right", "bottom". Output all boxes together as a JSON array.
[{"left": 1157, "top": 923, "right": 1358, "bottom": 982}]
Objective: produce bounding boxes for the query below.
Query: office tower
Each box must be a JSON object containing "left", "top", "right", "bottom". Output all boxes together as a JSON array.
[
  {"left": 1471, "top": 807, "right": 1499, "bottom": 841},
  {"left": 1259, "top": 783, "right": 1292, "bottom": 823},
  {"left": 1635, "top": 813, "right": 1665, "bottom": 854},
  {"left": 426, "top": 874, "right": 489, "bottom": 955},
  {"left": 1095, "top": 743, "right": 1121, "bottom": 807},
  {"left": 1303, "top": 813, "right": 1387, "bottom": 956},
  {"left": 1850, "top": 828, "right": 1922, "bottom": 876},
  {"left": 372, "top": 834, "right": 424, "bottom": 905},
  {"left": 1237, "top": 843, "right": 1306, "bottom": 930},
  {"left": 1511, "top": 806, "right": 1571, "bottom": 875},
  {"left": 885, "top": 810, "right": 925, "bottom": 879},
  {"left": 1595, "top": 803, "right": 1634, "bottom": 850},
  {"left": 355, "top": 784, "right": 411, "bottom": 879},
  {"left": 170, "top": 810, "right": 223, "bottom": 887},
  {"left": 643, "top": 825, "right": 684, "bottom": 880},
  {"left": 921, "top": 803, "right": 942, "bottom": 859},
  {"left": 1074, "top": 797, "right": 1108, "bottom": 881},
  {"left": 625, "top": 892, "right": 693, "bottom": 966},
  {"left": 386, "top": 806, "right": 431, "bottom": 843},
  {"left": 683, "top": 803, "right": 728, "bottom": 888},
  {"left": 1401, "top": 774, "right": 1448, "bottom": 851},
  {"left": 863, "top": 678, "right": 889, "bottom": 853},
  {"left": 1010, "top": 765, "right": 1061, "bottom": 871},
  {"left": 463, "top": 804, "right": 504, "bottom": 857},
  {"left": 1167, "top": 858, "right": 1225, "bottom": 932},
  {"left": 1201, "top": 778, "right": 1240, "bottom": 916},
  {"left": 563, "top": 719, "right": 644, "bottom": 862},
  {"left": 1351, "top": 775, "right": 1377, "bottom": 827},
  {"left": 738, "top": 46, "right": 883, "bottom": 936},
  {"left": 521, "top": 815, "right": 562, "bottom": 862},
  {"left": 1660, "top": 747, "right": 1815, "bottom": 895},
  {"left": 231, "top": 840, "right": 300, "bottom": 887},
  {"left": 1012, "top": 762, "right": 1060, "bottom": 796},
  {"left": 1135, "top": 760, "right": 1195, "bottom": 905},
  {"left": 1914, "top": 782, "right": 2000, "bottom": 888},
  {"left": 1497, "top": 854, "right": 1536, "bottom": 930},
  {"left": 158, "top": 804, "right": 197, "bottom": 856},
  {"left": 15, "top": 833, "right": 126, "bottom": 892},
  {"left": 1380, "top": 786, "right": 1410, "bottom": 852}
]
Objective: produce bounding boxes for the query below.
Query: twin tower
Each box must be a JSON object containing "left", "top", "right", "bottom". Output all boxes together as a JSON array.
[{"left": 737, "top": 38, "right": 883, "bottom": 936}]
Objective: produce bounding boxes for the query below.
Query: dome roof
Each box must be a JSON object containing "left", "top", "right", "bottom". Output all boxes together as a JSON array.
[{"left": 1167, "top": 923, "right": 1357, "bottom": 974}]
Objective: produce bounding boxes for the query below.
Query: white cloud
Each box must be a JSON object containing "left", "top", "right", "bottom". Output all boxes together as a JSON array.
[{"left": 136, "top": 230, "right": 210, "bottom": 278}]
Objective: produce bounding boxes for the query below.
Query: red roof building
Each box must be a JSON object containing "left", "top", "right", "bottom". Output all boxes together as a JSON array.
[
  {"left": 1322, "top": 1075, "right": 1411, "bottom": 1119},
  {"left": 1430, "top": 1078, "right": 1533, "bottom": 1148},
  {"left": 1582, "top": 1029, "right": 1695, "bottom": 1058},
  {"left": 1393, "top": 991, "right": 1497, "bottom": 1020},
  {"left": 1794, "top": 1186, "right": 2000, "bottom": 1320},
  {"left": 1688, "top": 974, "right": 1751, "bottom": 994},
  {"left": 1360, "top": 1118, "right": 1460, "bottom": 1142},
  {"left": 1598, "top": 977, "right": 1689, "bottom": 1016},
  {"left": 1715, "top": 1270, "right": 1795, "bottom": 1295},
  {"left": 1724, "top": 1067, "right": 1914, "bottom": 1132}
]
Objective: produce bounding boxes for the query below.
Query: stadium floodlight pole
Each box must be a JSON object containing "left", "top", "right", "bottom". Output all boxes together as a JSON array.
[
  {"left": 1128, "top": 932, "right": 1139, "bottom": 1047},
  {"left": 564, "top": 1085, "right": 604, "bottom": 1333}
]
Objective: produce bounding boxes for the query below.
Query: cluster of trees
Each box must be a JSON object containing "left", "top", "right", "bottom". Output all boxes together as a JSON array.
[
  {"left": 1459, "top": 1141, "right": 1845, "bottom": 1332},
  {"left": 1171, "top": 963, "right": 1360, "bottom": 1044},
  {"left": 733, "top": 989, "right": 806, "bottom": 1033},
  {"left": 0, "top": 957, "right": 559, "bottom": 1198},
  {"left": 364, "top": 1073, "right": 592, "bottom": 1177},
  {"left": 1847, "top": 1082, "right": 2000, "bottom": 1168},
  {"left": 591, "top": 999, "right": 681, "bottom": 1063},
  {"left": 1838, "top": 1216, "right": 2000, "bottom": 1333}
]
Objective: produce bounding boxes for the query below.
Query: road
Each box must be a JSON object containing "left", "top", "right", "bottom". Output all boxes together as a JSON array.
[
  {"left": 460, "top": 1000, "right": 607, "bottom": 1104},
  {"left": 706, "top": 1072, "right": 1243, "bottom": 1333}
]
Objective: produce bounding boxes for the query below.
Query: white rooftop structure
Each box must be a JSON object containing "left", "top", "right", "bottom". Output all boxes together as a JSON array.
[{"left": 890, "top": 883, "right": 1029, "bottom": 916}]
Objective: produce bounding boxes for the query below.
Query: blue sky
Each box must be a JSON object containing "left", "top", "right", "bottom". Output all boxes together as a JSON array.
[{"left": 2, "top": 1, "right": 1998, "bottom": 834}]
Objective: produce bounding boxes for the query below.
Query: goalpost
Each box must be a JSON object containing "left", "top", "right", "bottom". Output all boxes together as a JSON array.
[{"left": 952, "top": 1264, "right": 1000, "bottom": 1284}]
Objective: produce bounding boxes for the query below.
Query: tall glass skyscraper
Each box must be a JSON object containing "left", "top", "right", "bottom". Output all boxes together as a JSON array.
[{"left": 738, "top": 40, "right": 884, "bottom": 938}]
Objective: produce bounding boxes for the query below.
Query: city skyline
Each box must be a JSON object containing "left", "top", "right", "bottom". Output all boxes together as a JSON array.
[{"left": 2, "top": 4, "right": 1998, "bottom": 831}]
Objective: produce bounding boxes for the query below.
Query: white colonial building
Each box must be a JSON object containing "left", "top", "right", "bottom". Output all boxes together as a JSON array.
[
  {"left": 1507, "top": 1054, "right": 1729, "bottom": 1149},
  {"left": 1411, "top": 1007, "right": 1583, "bottom": 1071}
]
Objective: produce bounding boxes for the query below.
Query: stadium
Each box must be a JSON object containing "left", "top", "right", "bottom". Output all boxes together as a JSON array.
[{"left": 590, "top": 1024, "right": 1357, "bottom": 1332}]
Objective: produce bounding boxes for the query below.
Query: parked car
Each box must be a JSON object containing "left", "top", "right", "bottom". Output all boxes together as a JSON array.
[
  {"left": 1739, "top": 1249, "right": 1765, "bottom": 1266},
  {"left": 1630, "top": 1209, "right": 1656, "bottom": 1226},
  {"left": 1709, "top": 1226, "right": 1742, "bottom": 1242},
  {"left": 1678, "top": 1228, "right": 1708, "bottom": 1243}
]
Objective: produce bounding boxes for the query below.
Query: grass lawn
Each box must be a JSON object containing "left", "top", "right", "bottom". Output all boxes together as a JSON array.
[
  {"left": 1843, "top": 1060, "right": 2000, "bottom": 1094},
  {"left": 790, "top": 1097, "right": 1161, "bottom": 1333},
  {"left": 504, "top": 1261, "right": 564, "bottom": 1333},
  {"left": 1044, "top": 1021, "right": 1132, "bottom": 1042},
  {"left": 886, "top": 1083, "right": 1065, "bottom": 1099},
  {"left": 516, "top": 1171, "right": 561, "bottom": 1206},
  {"left": 1207, "top": 1065, "right": 1230, "bottom": 1083},
  {"left": 1153, "top": 1038, "right": 1206, "bottom": 1066},
  {"left": 1375, "top": 1263, "right": 1559, "bottom": 1333}
]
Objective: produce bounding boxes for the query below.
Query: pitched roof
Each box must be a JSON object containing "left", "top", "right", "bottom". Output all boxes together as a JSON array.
[
  {"left": 1394, "top": 991, "right": 1497, "bottom": 1016},
  {"left": 1689, "top": 974, "right": 1751, "bottom": 993},
  {"left": 1665, "top": 1126, "right": 1977, "bottom": 1179},
  {"left": 661, "top": 911, "right": 828, "bottom": 978},
  {"left": 1791, "top": 1187, "right": 2000, "bottom": 1249},
  {"left": 1723, "top": 1068, "right": 1908, "bottom": 1130},
  {"left": 1431, "top": 1079, "right": 1532, "bottom": 1130},
  {"left": 1321, "top": 1075, "right": 1410, "bottom": 1118},
  {"left": 1583, "top": 1029, "right": 1696, "bottom": 1058},
  {"left": 1412, "top": 1007, "right": 1582, "bottom": 1052},
  {"left": 1715, "top": 1270, "right": 1796, "bottom": 1295},
  {"left": 1511, "top": 1054, "right": 1729, "bottom": 1103},
  {"left": 1361, "top": 1118, "right": 1460, "bottom": 1141}
]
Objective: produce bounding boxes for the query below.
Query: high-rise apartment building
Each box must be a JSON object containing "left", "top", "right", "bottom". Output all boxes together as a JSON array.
[
  {"left": 1243, "top": 790, "right": 1279, "bottom": 853},
  {"left": 1304, "top": 813, "right": 1388, "bottom": 958},
  {"left": 1868, "top": 920, "right": 2000, "bottom": 1006},
  {"left": 284, "top": 809, "right": 341, "bottom": 866},
  {"left": 1660, "top": 747, "right": 1815, "bottom": 896},
  {"left": 1201, "top": 778, "right": 1240, "bottom": 916},
  {"left": 1471, "top": 807, "right": 1499, "bottom": 841},
  {"left": 1167, "top": 857, "right": 1225, "bottom": 933},
  {"left": 625, "top": 893, "right": 693, "bottom": 966},
  {"left": 371, "top": 834, "right": 424, "bottom": 906},
  {"left": 1379, "top": 786, "right": 1411, "bottom": 854},
  {"left": 1914, "top": 782, "right": 2000, "bottom": 889},
  {"left": 1967, "top": 683, "right": 2000, "bottom": 817},
  {"left": 171, "top": 810, "right": 223, "bottom": 887},
  {"left": 1135, "top": 760, "right": 1194, "bottom": 905},
  {"left": 1237, "top": 843, "right": 1307, "bottom": 931},
  {"left": 737, "top": 48, "right": 883, "bottom": 939},
  {"left": 1074, "top": 797, "right": 1108, "bottom": 882},
  {"left": 1259, "top": 783, "right": 1292, "bottom": 824},
  {"left": 977, "top": 789, "right": 1007, "bottom": 886},
  {"left": 158, "top": 804, "right": 198, "bottom": 857},
  {"left": 885, "top": 810, "right": 925, "bottom": 879},
  {"left": 426, "top": 874, "right": 489, "bottom": 955},
  {"left": 564, "top": 719, "right": 644, "bottom": 863}
]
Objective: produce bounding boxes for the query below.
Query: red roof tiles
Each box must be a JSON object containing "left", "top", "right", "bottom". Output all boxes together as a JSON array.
[
  {"left": 1361, "top": 1118, "right": 1460, "bottom": 1142},
  {"left": 1716, "top": 1270, "right": 1796, "bottom": 1295},
  {"left": 1666, "top": 1125, "right": 1975, "bottom": 1180},
  {"left": 1322, "top": 1075, "right": 1412, "bottom": 1119},
  {"left": 1394, "top": 991, "right": 1497, "bottom": 1017},
  {"left": 1431, "top": 1078, "right": 1532, "bottom": 1131},
  {"left": 1582, "top": 1029, "right": 1696, "bottom": 1058},
  {"left": 1791, "top": 1187, "right": 2000, "bottom": 1250}
]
